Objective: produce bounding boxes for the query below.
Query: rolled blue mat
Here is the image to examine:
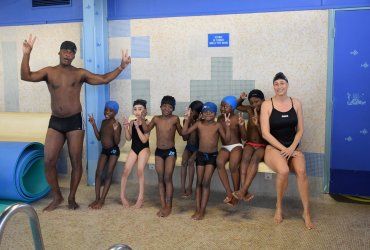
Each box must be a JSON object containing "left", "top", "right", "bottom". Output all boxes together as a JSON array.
[{"left": 0, "top": 142, "right": 50, "bottom": 213}]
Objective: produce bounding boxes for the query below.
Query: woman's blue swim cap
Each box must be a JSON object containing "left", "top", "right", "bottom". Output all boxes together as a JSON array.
[{"left": 221, "top": 96, "right": 237, "bottom": 110}]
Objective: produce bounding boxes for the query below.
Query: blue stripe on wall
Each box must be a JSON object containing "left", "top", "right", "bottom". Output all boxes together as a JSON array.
[
  {"left": 2, "top": 42, "right": 19, "bottom": 111},
  {"left": 107, "top": 0, "right": 370, "bottom": 20},
  {"left": 131, "top": 36, "right": 150, "bottom": 58},
  {"left": 109, "top": 20, "right": 130, "bottom": 37},
  {"left": 1, "top": 0, "right": 370, "bottom": 26},
  {"left": 109, "top": 59, "right": 131, "bottom": 79}
]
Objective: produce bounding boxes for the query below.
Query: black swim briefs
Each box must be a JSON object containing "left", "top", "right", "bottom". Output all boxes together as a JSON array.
[{"left": 48, "top": 112, "right": 84, "bottom": 134}]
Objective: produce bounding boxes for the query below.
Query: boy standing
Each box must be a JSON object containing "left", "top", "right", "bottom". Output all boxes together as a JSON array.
[
  {"left": 233, "top": 89, "right": 267, "bottom": 201},
  {"left": 88, "top": 101, "right": 122, "bottom": 209},
  {"left": 182, "top": 102, "right": 230, "bottom": 220},
  {"left": 180, "top": 100, "right": 203, "bottom": 198},
  {"left": 141, "top": 96, "right": 182, "bottom": 217}
]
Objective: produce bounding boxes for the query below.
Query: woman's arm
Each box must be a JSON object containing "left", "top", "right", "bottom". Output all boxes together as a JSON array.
[{"left": 289, "top": 98, "right": 304, "bottom": 150}]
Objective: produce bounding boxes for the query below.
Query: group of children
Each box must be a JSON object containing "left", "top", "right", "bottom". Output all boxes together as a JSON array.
[{"left": 88, "top": 90, "right": 267, "bottom": 220}]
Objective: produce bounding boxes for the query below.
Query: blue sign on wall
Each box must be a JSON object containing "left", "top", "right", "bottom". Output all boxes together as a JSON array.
[{"left": 208, "top": 33, "right": 229, "bottom": 47}]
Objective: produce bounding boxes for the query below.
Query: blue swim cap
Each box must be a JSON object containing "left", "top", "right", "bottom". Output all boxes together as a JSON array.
[
  {"left": 222, "top": 96, "right": 238, "bottom": 110},
  {"left": 202, "top": 102, "right": 217, "bottom": 113},
  {"left": 105, "top": 101, "right": 119, "bottom": 114}
]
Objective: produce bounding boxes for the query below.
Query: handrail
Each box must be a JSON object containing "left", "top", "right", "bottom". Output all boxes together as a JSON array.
[{"left": 0, "top": 203, "right": 44, "bottom": 250}]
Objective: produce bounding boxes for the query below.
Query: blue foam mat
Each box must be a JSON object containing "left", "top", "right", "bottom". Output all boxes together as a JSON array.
[{"left": 0, "top": 141, "right": 50, "bottom": 213}]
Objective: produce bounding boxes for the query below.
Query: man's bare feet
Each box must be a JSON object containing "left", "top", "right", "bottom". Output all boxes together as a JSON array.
[
  {"left": 92, "top": 200, "right": 104, "bottom": 209},
  {"left": 88, "top": 200, "right": 99, "bottom": 208},
  {"left": 43, "top": 196, "right": 64, "bottom": 212},
  {"left": 68, "top": 199, "right": 79, "bottom": 210},
  {"left": 121, "top": 197, "right": 130, "bottom": 208},
  {"left": 274, "top": 208, "right": 283, "bottom": 224},
  {"left": 133, "top": 198, "right": 144, "bottom": 209},
  {"left": 302, "top": 213, "right": 315, "bottom": 230}
]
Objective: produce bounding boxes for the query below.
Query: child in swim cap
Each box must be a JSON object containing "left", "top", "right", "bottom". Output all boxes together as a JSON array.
[
  {"left": 121, "top": 99, "right": 150, "bottom": 209},
  {"left": 217, "top": 95, "right": 246, "bottom": 206},
  {"left": 182, "top": 101, "right": 231, "bottom": 220},
  {"left": 87, "top": 100, "right": 122, "bottom": 209}
]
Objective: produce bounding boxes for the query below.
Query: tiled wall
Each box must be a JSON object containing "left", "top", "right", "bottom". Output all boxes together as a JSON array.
[{"left": 0, "top": 10, "right": 328, "bottom": 187}]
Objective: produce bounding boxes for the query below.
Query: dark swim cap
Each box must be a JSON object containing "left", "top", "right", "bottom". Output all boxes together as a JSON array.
[
  {"left": 133, "top": 99, "right": 147, "bottom": 108},
  {"left": 60, "top": 41, "right": 77, "bottom": 54},
  {"left": 161, "top": 95, "right": 176, "bottom": 110},
  {"left": 273, "top": 72, "right": 288, "bottom": 83},
  {"left": 248, "top": 89, "right": 265, "bottom": 100},
  {"left": 189, "top": 100, "right": 203, "bottom": 113}
]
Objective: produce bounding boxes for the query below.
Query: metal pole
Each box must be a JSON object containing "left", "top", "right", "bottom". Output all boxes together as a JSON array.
[{"left": 0, "top": 203, "right": 44, "bottom": 250}]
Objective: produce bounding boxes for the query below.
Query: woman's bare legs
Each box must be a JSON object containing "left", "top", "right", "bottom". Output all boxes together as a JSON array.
[
  {"left": 290, "top": 152, "right": 315, "bottom": 229},
  {"left": 264, "top": 146, "right": 289, "bottom": 224}
]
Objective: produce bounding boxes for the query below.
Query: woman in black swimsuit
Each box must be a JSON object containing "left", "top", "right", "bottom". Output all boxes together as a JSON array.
[
  {"left": 260, "top": 72, "right": 315, "bottom": 229},
  {"left": 120, "top": 99, "right": 150, "bottom": 209}
]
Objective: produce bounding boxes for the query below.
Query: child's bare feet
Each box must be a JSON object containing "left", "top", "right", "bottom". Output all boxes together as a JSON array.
[
  {"left": 191, "top": 211, "right": 199, "bottom": 219},
  {"left": 185, "top": 189, "right": 192, "bottom": 197},
  {"left": 161, "top": 205, "right": 172, "bottom": 217},
  {"left": 68, "top": 199, "right": 79, "bottom": 210},
  {"left": 302, "top": 213, "right": 315, "bottom": 230},
  {"left": 88, "top": 200, "right": 99, "bottom": 208},
  {"left": 233, "top": 191, "right": 254, "bottom": 202},
  {"left": 181, "top": 192, "right": 191, "bottom": 199},
  {"left": 232, "top": 190, "right": 244, "bottom": 200},
  {"left": 194, "top": 212, "right": 205, "bottom": 220},
  {"left": 181, "top": 192, "right": 188, "bottom": 198},
  {"left": 133, "top": 198, "right": 144, "bottom": 208},
  {"left": 223, "top": 196, "right": 238, "bottom": 206},
  {"left": 43, "top": 196, "right": 64, "bottom": 212},
  {"left": 92, "top": 200, "right": 104, "bottom": 209},
  {"left": 156, "top": 208, "right": 164, "bottom": 217},
  {"left": 121, "top": 197, "right": 130, "bottom": 208},
  {"left": 274, "top": 208, "right": 283, "bottom": 224},
  {"left": 244, "top": 192, "right": 254, "bottom": 202}
]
